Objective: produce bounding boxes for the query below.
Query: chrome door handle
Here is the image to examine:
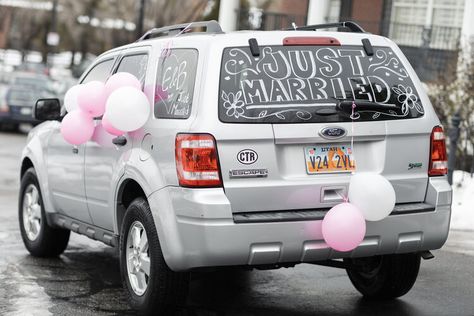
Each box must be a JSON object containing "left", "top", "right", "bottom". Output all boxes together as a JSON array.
[{"left": 112, "top": 136, "right": 127, "bottom": 146}]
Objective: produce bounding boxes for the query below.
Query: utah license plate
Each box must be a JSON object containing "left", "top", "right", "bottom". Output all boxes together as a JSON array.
[{"left": 305, "top": 145, "right": 356, "bottom": 174}]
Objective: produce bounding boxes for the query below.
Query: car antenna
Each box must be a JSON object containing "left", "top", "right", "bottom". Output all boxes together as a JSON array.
[{"left": 248, "top": 38, "right": 260, "bottom": 57}]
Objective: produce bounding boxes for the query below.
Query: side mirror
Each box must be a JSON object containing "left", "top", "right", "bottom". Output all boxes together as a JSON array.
[{"left": 34, "top": 98, "right": 61, "bottom": 121}]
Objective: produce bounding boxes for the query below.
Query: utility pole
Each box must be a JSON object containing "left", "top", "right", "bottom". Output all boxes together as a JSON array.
[
  {"left": 137, "top": 0, "right": 146, "bottom": 38},
  {"left": 448, "top": 112, "right": 461, "bottom": 185},
  {"left": 45, "top": 0, "right": 59, "bottom": 66},
  {"left": 218, "top": 0, "right": 239, "bottom": 32},
  {"left": 51, "top": 0, "right": 58, "bottom": 35}
]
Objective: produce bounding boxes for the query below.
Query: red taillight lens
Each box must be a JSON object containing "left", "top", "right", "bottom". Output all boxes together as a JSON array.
[
  {"left": 175, "top": 133, "right": 222, "bottom": 187},
  {"left": 429, "top": 126, "right": 448, "bottom": 176}
]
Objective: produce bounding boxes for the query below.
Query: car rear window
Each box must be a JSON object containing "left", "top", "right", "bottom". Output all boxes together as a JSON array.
[{"left": 219, "top": 45, "right": 424, "bottom": 123}]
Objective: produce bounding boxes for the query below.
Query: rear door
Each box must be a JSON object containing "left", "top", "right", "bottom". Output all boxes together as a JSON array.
[
  {"left": 216, "top": 40, "right": 429, "bottom": 213},
  {"left": 85, "top": 48, "right": 149, "bottom": 230}
]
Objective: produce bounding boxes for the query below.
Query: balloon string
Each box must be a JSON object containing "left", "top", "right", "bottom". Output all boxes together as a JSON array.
[
  {"left": 336, "top": 190, "right": 349, "bottom": 203},
  {"left": 162, "top": 23, "right": 193, "bottom": 58},
  {"left": 351, "top": 101, "right": 356, "bottom": 175},
  {"left": 340, "top": 101, "right": 357, "bottom": 203}
]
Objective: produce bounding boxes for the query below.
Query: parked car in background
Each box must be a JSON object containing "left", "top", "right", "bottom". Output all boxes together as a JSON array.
[
  {"left": 0, "top": 72, "right": 55, "bottom": 130},
  {"left": 10, "top": 72, "right": 55, "bottom": 94},
  {"left": 15, "top": 62, "right": 49, "bottom": 76},
  {"left": 0, "top": 86, "right": 53, "bottom": 130}
]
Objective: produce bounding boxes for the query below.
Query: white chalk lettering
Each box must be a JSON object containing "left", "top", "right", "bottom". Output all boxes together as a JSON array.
[{"left": 241, "top": 79, "right": 269, "bottom": 104}]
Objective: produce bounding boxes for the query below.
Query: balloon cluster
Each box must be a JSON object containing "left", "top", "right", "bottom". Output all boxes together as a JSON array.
[
  {"left": 61, "top": 72, "right": 151, "bottom": 145},
  {"left": 321, "top": 173, "right": 396, "bottom": 252}
]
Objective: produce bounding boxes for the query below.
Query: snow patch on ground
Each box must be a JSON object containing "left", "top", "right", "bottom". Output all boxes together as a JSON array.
[{"left": 451, "top": 170, "right": 474, "bottom": 231}]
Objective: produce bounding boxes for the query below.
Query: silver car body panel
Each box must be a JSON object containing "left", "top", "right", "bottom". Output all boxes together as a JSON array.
[{"left": 20, "top": 31, "right": 452, "bottom": 271}]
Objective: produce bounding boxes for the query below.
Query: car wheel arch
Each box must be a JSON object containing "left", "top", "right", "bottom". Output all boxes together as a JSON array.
[
  {"left": 115, "top": 179, "right": 147, "bottom": 234},
  {"left": 20, "top": 157, "right": 34, "bottom": 179}
]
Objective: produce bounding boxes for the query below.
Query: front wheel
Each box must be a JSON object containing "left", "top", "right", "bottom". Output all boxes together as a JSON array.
[
  {"left": 19, "top": 167, "right": 70, "bottom": 257},
  {"left": 345, "top": 253, "right": 421, "bottom": 299},
  {"left": 119, "top": 197, "right": 189, "bottom": 315}
]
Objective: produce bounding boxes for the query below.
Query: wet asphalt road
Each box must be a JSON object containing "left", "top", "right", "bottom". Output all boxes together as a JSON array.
[{"left": 1, "top": 131, "right": 474, "bottom": 316}]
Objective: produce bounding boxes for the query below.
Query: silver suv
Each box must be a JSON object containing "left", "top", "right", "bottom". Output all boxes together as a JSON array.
[{"left": 19, "top": 21, "right": 452, "bottom": 314}]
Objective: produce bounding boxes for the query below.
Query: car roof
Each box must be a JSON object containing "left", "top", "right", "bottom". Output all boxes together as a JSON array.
[{"left": 97, "top": 22, "right": 393, "bottom": 59}]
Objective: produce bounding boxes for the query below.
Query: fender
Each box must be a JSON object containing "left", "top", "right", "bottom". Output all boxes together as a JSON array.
[
  {"left": 113, "top": 146, "right": 168, "bottom": 234},
  {"left": 20, "top": 122, "right": 56, "bottom": 216}
]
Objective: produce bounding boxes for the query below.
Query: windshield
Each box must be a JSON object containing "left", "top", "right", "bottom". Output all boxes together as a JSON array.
[{"left": 219, "top": 45, "right": 424, "bottom": 123}]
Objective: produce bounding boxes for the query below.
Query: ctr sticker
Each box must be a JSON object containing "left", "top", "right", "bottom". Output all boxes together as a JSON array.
[{"left": 237, "top": 149, "right": 258, "bottom": 165}]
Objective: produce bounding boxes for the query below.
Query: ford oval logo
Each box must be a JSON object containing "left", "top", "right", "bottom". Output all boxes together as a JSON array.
[
  {"left": 319, "top": 127, "right": 347, "bottom": 139},
  {"left": 237, "top": 149, "right": 258, "bottom": 165}
]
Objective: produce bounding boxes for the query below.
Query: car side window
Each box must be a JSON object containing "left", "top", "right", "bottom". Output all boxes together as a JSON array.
[
  {"left": 154, "top": 49, "right": 198, "bottom": 119},
  {"left": 116, "top": 54, "right": 148, "bottom": 86},
  {"left": 81, "top": 59, "right": 114, "bottom": 84}
]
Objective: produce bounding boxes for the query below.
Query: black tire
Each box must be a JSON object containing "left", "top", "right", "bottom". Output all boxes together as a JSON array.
[
  {"left": 19, "top": 167, "right": 70, "bottom": 257},
  {"left": 120, "top": 197, "right": 189, "bottom": 315},
  {"left": 0, "top": 122, "right": 17, "bottom": 132},
  {"left": 345, "top": 253, "right": 421, "bottom": 299}
]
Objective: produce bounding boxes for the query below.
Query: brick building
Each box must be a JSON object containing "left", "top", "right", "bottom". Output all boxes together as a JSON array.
[
  {"left": 238, "top": 0, "right": 472, "bottom": 81},
  {"left": 0, "top": 7, "right": 12, "bottom": 49}
]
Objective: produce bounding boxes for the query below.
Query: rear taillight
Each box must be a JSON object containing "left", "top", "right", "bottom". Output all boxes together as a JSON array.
[
  {"left": 175, "top": 133, "right": 222, "bottom": 187},
  {"left": 429, "top": 126, "right": 448, "bottom": 176}
]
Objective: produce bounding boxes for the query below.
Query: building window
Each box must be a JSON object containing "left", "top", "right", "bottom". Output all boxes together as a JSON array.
[{"left": 389, "top": 0, "right": 464, "bottom": 49}]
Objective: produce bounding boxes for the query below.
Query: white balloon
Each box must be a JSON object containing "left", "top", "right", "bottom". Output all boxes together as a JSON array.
[
  {"left": 64, "top": 84, "right": 82, "bottom": 112},
  {"left": 348, "top": 173, "right": 396, "bottom": 221},
  {"left": 104, "top": 87, "right": 150, "bottom": 132}
]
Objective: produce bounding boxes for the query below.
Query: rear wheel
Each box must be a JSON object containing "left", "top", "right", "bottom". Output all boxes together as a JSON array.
[
  {"left": 345, "top": 253, "right": 421, "bottom": 299},
  {"left": 120, "top": 197, "right": 189, "bottom": 315},
  {"left": 19, "top": 167, "right": 70, "bottom": 257}
]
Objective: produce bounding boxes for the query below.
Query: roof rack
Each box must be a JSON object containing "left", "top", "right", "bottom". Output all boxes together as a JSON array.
[
  {"left": 291, "top": 21, "right": 366, "bottom": 33},
  {"left": 137, "top": 20, "right": 224, "bottom": 41}
]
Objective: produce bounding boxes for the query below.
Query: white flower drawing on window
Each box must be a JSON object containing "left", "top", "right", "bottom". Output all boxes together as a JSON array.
[
  {"left": 221, "top": 91, "right": 245, "bottom": 118},
  {"left": 392, "top": 84, "right": 424, "bottom": 115}
]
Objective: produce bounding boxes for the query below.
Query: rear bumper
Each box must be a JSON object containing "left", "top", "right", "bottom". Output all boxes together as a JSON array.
[{"left": 149, "top": 177, "right": 452, "bottom": 271}]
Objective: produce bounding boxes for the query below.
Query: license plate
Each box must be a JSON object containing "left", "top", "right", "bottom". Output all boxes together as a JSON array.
[
  {"left": 304, "top": 144, "right": 356, "bottom": 174},
  {"left": 20, "top": 107, "right": 32, "bottom": 115}
]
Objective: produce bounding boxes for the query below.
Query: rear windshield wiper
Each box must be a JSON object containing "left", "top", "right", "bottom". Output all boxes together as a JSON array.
[
  {"left": 336, "top": 100, "right": 396, "bottom": 113},
  {"left": 314, "top": 100, "right": 396, "bottom": 117}
]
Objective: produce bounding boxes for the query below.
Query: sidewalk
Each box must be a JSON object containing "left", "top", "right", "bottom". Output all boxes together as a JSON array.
[{"left": 451, "top": 170, "right": 474, "bottom": 231}]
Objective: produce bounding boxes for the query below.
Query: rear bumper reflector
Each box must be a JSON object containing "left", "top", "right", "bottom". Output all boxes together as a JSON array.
[{"left": 233, "top": 203, "right": 435, "bottom": 224}]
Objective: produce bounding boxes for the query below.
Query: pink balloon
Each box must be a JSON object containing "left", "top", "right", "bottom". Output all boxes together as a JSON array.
[
  {"left": 143, "top": 84, "right": 169, "bottom": 104},
  {"left": 322, "top": 203, "right": 366, "bottom": 252},
  {"left": 102, "top": 115, "right": 124, "bottom": 136},
  {"left": 155, "top": 84, "right": 169, "bottom": 103},
  {"left": 78, "top": 81, "right": 107, "bottom": 117},
  {"left": 60, "top": 110, "right": 95, "bottom": 145},
  {"left": 91, "top": 123, "right": 115, "bottom": 148},
  {"left": 104, "top": 72, "right": 141, "bottom": 99}
]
